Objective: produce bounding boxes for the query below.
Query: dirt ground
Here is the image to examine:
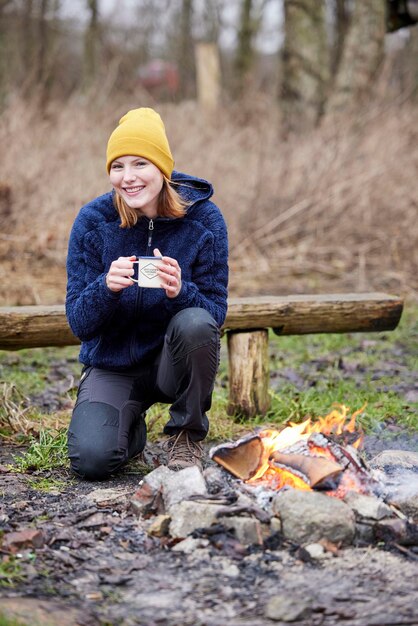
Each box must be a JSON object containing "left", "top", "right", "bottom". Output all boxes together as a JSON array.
[
  {"left": 1, "top": 303, "right": 418, "bottom": 625},
  {"left": 1, "top": 434, "right": 418, "bottom": 626}
]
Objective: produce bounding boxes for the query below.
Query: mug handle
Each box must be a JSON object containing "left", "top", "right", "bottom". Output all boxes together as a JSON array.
[{"left": 129, "top": 260, "right": 140, "bottom": 284}]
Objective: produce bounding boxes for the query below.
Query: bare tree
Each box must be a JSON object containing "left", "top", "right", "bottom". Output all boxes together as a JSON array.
[
  {"left": 281, "top": 0, "right": 330, "bottom": 131},
  {"left": 233, "top": 0, "right": 271, "bottom": 95},
  {"left": 0, "top": 1, "right": 14, "bottom": 104},
  {"left": 83, "top": 0, "right": 100, "bottom": 90},
  {"left": 326, "top": 0, "right": 386, "bottom": 113},
  {"left": 200, "top": 0, "right": 223, "bottom": 43},
  {"left": 178, "top": 0, "right": 195, "bottom": 98},
  {"left": 331, "top": 0, "right": 350, "bottom": 77},
  {"left": 36, "top": 0, "right": 49, "bottom": 86},
  {"left": 234, "top": 0, "right": 254, "bottom": 94}
]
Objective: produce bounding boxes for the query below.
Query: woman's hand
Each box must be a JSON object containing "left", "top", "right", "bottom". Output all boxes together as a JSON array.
[
  {"left": 106, "top": 256, "right": 136, "bottom": 292},
  {"left": 154, "top": 248, "right": 182, "bottom": 298}
]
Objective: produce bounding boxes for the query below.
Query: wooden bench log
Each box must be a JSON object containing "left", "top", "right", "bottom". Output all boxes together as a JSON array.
[
  {"left": 0, "top": 293, "right": 404, "bottom": 417},
  {"left": 227, "top": 329, "right": 270, "bottom": 417},
  {"left": 0, "top": 293, "right": 403, "bottom": 350}
]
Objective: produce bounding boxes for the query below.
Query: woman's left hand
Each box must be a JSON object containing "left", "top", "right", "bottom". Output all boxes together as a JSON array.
[{"left": 153, "top": 248, "right": 182, "bottom": 298}]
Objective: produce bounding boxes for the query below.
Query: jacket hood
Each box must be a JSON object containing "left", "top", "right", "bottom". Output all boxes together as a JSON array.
[{"left": 171, "top": 170, "right": 213, "bottom": 208}]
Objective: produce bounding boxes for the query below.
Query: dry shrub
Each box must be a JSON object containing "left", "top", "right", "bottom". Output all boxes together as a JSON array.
[{"left": 0, "top": 93, "right": 416, "bottom": 305}]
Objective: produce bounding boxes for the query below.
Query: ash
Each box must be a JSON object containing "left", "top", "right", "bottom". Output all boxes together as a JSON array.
[{"left": 1, "top": 440, "right": 418, "bottom": 626}]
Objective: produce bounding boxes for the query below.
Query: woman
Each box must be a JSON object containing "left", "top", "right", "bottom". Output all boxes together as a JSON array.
[{"left": 66, "top": 107, "right": 228, "bottom": 480}]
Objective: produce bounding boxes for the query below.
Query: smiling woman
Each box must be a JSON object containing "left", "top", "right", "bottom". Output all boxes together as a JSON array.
[
  {"left": 106, "top": 109, "right": 188, "bottom": 228},
  {"left": 65, "top": 106, "right": 229, "bottom": 481},
  {"left": 109, "top": 156, "right": 165, "bottom": 217}
]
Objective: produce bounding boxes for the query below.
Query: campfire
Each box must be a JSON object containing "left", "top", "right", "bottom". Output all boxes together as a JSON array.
[
  {"left": 128, "top": 403, "right": 417, "bottom": 555},
  {"left": 210, "top": 405, "right": 379, "bottom": 499}
]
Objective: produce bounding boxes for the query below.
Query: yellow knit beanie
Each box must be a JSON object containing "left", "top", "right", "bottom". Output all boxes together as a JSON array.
[{"left": 106, "top": 107, "right": 174, "bottom": 178}]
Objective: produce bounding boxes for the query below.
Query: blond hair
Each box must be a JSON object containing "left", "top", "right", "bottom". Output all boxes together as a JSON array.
[{"left": 114, "top": 177, "right": 188, "bottom": 228}]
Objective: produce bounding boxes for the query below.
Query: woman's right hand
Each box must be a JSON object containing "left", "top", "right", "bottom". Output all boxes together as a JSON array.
[{"left": 106, "top": 256, "right": 136, "bottom": 292}]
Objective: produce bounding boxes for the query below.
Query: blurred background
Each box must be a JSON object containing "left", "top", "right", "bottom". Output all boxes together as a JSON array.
[{"left": 0, "top": 0, "right": 417, "bottom": 305}]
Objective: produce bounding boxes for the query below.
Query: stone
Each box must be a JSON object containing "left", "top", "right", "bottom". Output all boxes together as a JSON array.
[
  {"left": 219, "top": 515, "right": 263, "bottom": 546},
  {"left": 265, "top": 594, "right": 312, "bottom": 622},
  {"left": 142, "top": 465, "right": 174, "bottom": 490},
  {"left": 130, "top": 482, "right": 160, "bottom": 517},
  {"left": 355, "top": 521, "right": 375, "bottom": 544},
  {"left": 147, "top": 514, "right": 171, "bottom": 537},
  {"left": 304, "top": 543, "right": 326, "bottom": 559},
  {"left": 84, "top": 486, "right": 131, "bottom": 506},
  {"left": 130, "top": 466, "right": 173, "bottom": 516},
  {"left": 269, "top": 517, "right": 282, "bottom": 534},
  {"left": 171, "top": 536, "right": 209, "bottom": 553},
  {"left": 163, "top": 465, "right": 208, "bottom": 510},
  {"left": 203, "top": 465, "right": 228, "bottom": 493},
  {"left": 272, "top": 489, "right": 355, "bottom": 545},
  {"left": 2, "top": 528, "right": 45, "bottom": 551},
  {"left": 0, "top": 598, "right": 85, "bottom": 626},
  {"left": 169, "top": 500, "right": 225, "bottom": 538},
  {"left": 220, "top": 563, "right": 240, "bottom": 577},
  {"left": 76, "top": 512, "right": 110, "bottom": 528},
  {"left": 369, "top": 450, "right": 418, "bottom": 471},
  {"left": 369, "top": 451, "right": 418, "bottom": 521},
  {"left": 388, "top": 491, "right": 418, "bottom": 521},
  {"left": 344, "top": 491, "right": 392, "bottom": 520}
]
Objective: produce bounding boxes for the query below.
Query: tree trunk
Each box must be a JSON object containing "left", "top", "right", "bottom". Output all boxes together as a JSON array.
[
  {"left": 331, "top": 0, "right": 350, "bottom": 77},
  {"left": 408, "top": 23, "right": 418, "bottom": 97},
  {"left": 234, "top": 0, "right": 255, "bottom": 95},
  {"left": 20, "top": 0, "right": 35, "bottom": 90},
  {"left": 36, "top": 0, "right": 49, "bottom": 87},
  {"left": 0, "top": 1, "right": 11, "bottom": 106},
  {"left": 195, "top": 41, "right": 221, "bottom": 111},
  {"left": 326, "top": 0, "right": 386, "bottom": 114},
  {"left": 281, "top": 0, "right": 330, "bottom": 132},
  {"left": 83, "top": 0, "right": 100, "bottom": 91},
  {"left": 227, "top": 329, "right": 270, "bottom": 418},
  {"left": 178, "top": 0, "right": 195, "bottom": 98}
]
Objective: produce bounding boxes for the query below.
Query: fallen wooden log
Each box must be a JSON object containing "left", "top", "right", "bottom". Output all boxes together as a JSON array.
[
  {"left": 0, "top": 292, "right": 404, "bottom": 417},
  {"left": 0, "top": 293, "right": 403, "bottom": 351},
  {"left": 225, "top": 293, "right": 403, "bottom": 334}
]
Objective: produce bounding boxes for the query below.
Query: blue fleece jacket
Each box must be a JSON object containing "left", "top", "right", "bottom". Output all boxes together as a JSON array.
[{"left": 65, "top": 171, "right": 229, "bottom": 370}]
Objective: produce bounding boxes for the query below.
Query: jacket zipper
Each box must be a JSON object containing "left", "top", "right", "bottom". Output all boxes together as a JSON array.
[
  {"left": 130, "top": 219, "right": 155, "bottom": 364},
  {"left": 147, "top": 219, "right": 154, "bottom": 251}
]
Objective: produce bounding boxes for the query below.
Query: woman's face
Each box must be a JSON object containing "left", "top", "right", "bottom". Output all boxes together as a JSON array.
[{"left": 109, "top": 155, "right": 164, "bottom": 218}]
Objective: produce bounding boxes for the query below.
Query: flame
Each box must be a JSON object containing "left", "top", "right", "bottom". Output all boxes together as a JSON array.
[{"left": 246, "top": 404, "right": 367, "bottom": 497}]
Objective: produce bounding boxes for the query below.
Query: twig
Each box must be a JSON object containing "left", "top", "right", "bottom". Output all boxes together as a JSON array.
[{"left": 392, "top": 542, "right": 418, "bottom": 562}]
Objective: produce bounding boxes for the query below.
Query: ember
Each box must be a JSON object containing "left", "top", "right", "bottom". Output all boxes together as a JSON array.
[{"left": 210, "top": 405, "right": 378, "bottom": 498}]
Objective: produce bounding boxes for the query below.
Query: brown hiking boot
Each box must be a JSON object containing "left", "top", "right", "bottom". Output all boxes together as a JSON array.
[{"left": 164, "top": 431, "right": 204, "bottom": 471}]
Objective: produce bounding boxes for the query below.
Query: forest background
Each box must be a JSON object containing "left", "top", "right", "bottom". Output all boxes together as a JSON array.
[
  {"left": 0, "top": 0, "right": 418, "bottom": 305},
  {"left": 0, "top": 0, "right": 417, "bottom": 306}
]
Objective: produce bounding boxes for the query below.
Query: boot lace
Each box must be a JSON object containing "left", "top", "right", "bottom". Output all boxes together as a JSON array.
[{"left": 164, "top": 431, "right": 203, "bottom": 469}]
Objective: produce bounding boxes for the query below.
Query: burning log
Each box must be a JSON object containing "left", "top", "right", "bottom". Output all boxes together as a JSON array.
[
  {"left": 211, "top": 434, "right": 266, "bottom": 481},
  {"left": 211, "top": 406, "right": 380, "bottom": 499},
  {"left": 269, "top": 451, "right": 343, "bottom": 488}
]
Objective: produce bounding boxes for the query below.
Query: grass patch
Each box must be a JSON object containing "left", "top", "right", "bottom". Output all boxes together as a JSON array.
[
  {"left": 264, "top": 384, "right": 417, "bottom": 431},
  {"left": 0, "top": 615, "right": 28, "bottom": 626},
  {"left": 0, "top": 557, "right": 26, "bottom": 589},
  {"left": 12, "top": 428, "right": 69, "bottom": 473},
  {"left": 0, "top": 346, "right": 79, "bottom": 396},
  {"left": 260, "top": 303, "right": 418, "bottom": 432},
  {"left": 0, "top": 346, "right": 78, "bottom": 442},
  {"left": 25, "top": 477, "right": 68, "bottom": 492}
]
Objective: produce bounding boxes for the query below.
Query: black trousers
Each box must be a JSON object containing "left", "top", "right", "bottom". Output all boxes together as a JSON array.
[{"left": 67, "top": 308, "right": 220, "bottom": 480}]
